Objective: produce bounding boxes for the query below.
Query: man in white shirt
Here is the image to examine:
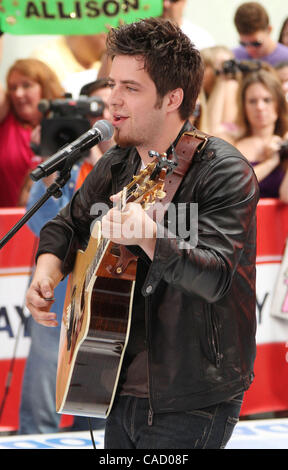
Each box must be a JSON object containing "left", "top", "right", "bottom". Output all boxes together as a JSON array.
[
  {"left": 162, "top": 0, "right": 215, "bottom": 49},
  {"left": 32, "top": 34, "right": 107, "bottom": 97}
]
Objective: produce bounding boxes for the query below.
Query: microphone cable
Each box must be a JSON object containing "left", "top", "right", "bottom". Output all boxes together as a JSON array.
[{"left": 88, "top": 417, "right": 97, "bottom": 449}]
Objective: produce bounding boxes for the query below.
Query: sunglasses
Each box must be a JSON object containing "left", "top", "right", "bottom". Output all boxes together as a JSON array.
[{"left": 240, "top": 40, "right": 263, "bottom": 48}]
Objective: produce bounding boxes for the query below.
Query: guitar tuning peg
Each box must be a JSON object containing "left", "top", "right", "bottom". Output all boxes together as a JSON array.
[{"left": 157, "top": 190, "right": 166, "bottom": 199}]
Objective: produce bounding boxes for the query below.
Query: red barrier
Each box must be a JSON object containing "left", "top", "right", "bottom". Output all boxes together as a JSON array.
[
  {"left": 0, "top": 209, "right": 35, "bottom": 431},
  {"left": 0, "top": 209, "right": 72, "bottom": 431},
  {"left": 241, "top": 199, "right": 288, "bottom": 415},
  {"left": 0, "top": 201, "right": 288, "bottom": 430},
  {"left": 256, "top": 199, "right": 288, "bottom": 262}
]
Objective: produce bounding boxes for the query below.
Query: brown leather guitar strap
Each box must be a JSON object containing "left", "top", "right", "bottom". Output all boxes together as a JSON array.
[
  {"left": 151, "top": 129, "right": 210, "bottom": 222},
  {"left": 112, "top": 129, "right": 210, "bottom": 275}
]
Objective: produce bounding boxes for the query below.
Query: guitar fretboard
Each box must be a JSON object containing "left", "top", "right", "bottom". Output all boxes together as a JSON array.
[{"left": 85, "top": 235, "right": 109, "bottom": 289}]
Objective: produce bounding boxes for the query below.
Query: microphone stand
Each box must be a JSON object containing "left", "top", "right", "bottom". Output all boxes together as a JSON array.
[
  {"left": 0, "top": 153, "right": 82, "bottom": 429},
  {"left": 0, "top": 153, "right": 81, "bottom": 250}
]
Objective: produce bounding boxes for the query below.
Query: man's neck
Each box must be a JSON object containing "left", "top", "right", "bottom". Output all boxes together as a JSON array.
[
  {"left": 137, "top": 119, "right": 186, "bottom": 167},
  {"left": 250, "top": 123, "right": 275, "bottom": 139},
  {"left": 263, "top": 37, "right": 277, "bottom": 56}
]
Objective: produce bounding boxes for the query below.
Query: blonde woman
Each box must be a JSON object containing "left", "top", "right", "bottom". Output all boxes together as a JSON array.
[
  {"left": 0, "top": 58, "right": 64, "bottom": 206},
  {"left": 200, "top": 46, "right": 240, "bottom": 139}
]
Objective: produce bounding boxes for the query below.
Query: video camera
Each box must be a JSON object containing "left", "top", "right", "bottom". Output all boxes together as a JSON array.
[
  {"left": 35, "top": 95, "right": 105, "bottom": 156},
  {"left": 217, "top": 59, "right": 262, "bottom": 76}
]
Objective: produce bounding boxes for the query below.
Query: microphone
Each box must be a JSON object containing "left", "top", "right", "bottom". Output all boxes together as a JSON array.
[{"left": 30, "top": 120, "right": 114, "bottom": 181}]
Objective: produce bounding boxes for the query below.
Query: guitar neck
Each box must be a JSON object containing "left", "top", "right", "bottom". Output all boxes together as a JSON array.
[
  {"left": 85, "top": 188, "right": 128, "bottom": 288},
  {"left": 85, "top": 235, "right": 110, "bottom": 289}
]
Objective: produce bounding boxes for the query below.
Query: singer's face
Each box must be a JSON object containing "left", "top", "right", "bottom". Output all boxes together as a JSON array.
[
  {"left": 108, "top": 55, "right": 167, "bottom": 152},
  {"left": 7, "top": 71, "right": 43, "bottom": 126}
]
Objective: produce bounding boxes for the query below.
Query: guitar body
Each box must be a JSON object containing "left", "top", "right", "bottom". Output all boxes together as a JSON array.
[
  {"left": 56, "top": 160, "right": 168, "bottom": 419},
  {"left": 56, "top": 221, "right": 136, "bottom": 418}
]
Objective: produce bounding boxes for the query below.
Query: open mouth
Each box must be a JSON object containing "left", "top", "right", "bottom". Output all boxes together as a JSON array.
[{"left": 113, "top": 114, "right": 128, "bottom": 125}]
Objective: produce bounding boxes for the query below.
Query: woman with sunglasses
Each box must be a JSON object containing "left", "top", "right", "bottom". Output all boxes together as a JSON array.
[
  {"left": 233, "top": 2, "right": 288, "bottom": 66},
  {"left": 235, "top": 68, "right": 288, "bottom": 202}
]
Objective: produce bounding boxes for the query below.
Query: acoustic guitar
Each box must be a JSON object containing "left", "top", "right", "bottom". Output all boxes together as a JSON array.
[{"left": 56, "top": 159, "right": 167, "bottom": 418}]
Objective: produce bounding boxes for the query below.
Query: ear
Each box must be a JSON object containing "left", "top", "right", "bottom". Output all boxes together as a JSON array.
[{"left": 166, "top": 88, "right": 184, "bottom": 113}]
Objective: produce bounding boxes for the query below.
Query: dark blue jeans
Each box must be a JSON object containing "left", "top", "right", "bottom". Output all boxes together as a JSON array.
[{"left": 104, "top": 393, "right": 243, "bottom": 449}]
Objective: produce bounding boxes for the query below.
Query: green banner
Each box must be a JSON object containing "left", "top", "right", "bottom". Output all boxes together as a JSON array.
[{"left": 0, "top": 0, "right": 162, "bottom": 35}]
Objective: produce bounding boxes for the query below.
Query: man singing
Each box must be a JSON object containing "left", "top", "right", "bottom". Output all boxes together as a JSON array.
[{"left": 26, "top": 17, "right": 259, "bottom": 449}]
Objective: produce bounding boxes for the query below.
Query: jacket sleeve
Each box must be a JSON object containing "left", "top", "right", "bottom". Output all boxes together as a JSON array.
[
  {"left": 141, "top": 153, "right": 259, "bottom": 302},
  {"left": 35, "top": 155, "right": 113, "bottom": 275},
  {"left": 26, "top": 166, "right": 79, "bottom": 237}
]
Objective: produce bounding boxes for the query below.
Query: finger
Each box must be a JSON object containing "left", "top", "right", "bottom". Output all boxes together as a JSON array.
[
  {"left": 26, "top": 280, "right": 56, "bottom": 312},
  {"left": 110, "top": 191, "right": 122, "bottom": 203},
  {"left": 28, "top": 298, "right": 58, "bottom": 324},
  {"left": 26, "top": 290, "right": 54, "bottom": 310},
  {"left": 34, "top": 314, "right": 58, "bottom": 327},
  {"left": 40, "top": 278, "right": 55, "bottom": 300},
  {"left": 33, "top": 315, "right": 58, "bottom": 327},
  {"left": 101, "top": 215, "right": 122, "bottom": 239},
  {"left": 26, "top": 301, "right": 58, "bottom": 327},
  {"left": 103, "top": 207, "right": 123, "bottom": 225},
  {"left": 37, "top": 320, "right": 58, "bottom": 327}
]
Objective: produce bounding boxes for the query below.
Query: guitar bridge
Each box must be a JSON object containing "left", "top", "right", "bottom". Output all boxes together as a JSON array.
[{"left": 110, "top": 245, "right": 138, "bottom": 276}]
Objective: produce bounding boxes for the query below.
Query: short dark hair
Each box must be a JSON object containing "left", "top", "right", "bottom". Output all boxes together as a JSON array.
[
  {"left": 106, "top": 17, "right": 204, "bottom": 120},
  {"left": 80, "top": 78, "right": 111, "bottom": 96},
  {"left": 234, "top": 2, "right": 270, "bottom": 35}
]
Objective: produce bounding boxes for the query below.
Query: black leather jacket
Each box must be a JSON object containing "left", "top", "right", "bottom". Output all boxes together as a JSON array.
[{"left": 37, "top": 124, "right": 259, "bottom": 414}]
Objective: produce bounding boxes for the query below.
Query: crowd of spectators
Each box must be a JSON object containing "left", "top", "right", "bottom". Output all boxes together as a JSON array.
[{"left": 1, "top": 1, "right": 287, "bottom": 207}]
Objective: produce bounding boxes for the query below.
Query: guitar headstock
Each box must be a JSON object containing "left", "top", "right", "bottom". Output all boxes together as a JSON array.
[{"left": 123, "top": 160, "right": 167, "bottom": 211}]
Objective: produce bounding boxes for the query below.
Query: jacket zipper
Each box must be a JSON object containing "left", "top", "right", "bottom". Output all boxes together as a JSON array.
[
  {"left": 145, "top": 296, "right": 154, "bottom": 426},
  {"left": 207, "top": 304, "right": 221, "bottom": 368},
  {"left": 148, "top": 408, "right": 154, "bottom": 426}
]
